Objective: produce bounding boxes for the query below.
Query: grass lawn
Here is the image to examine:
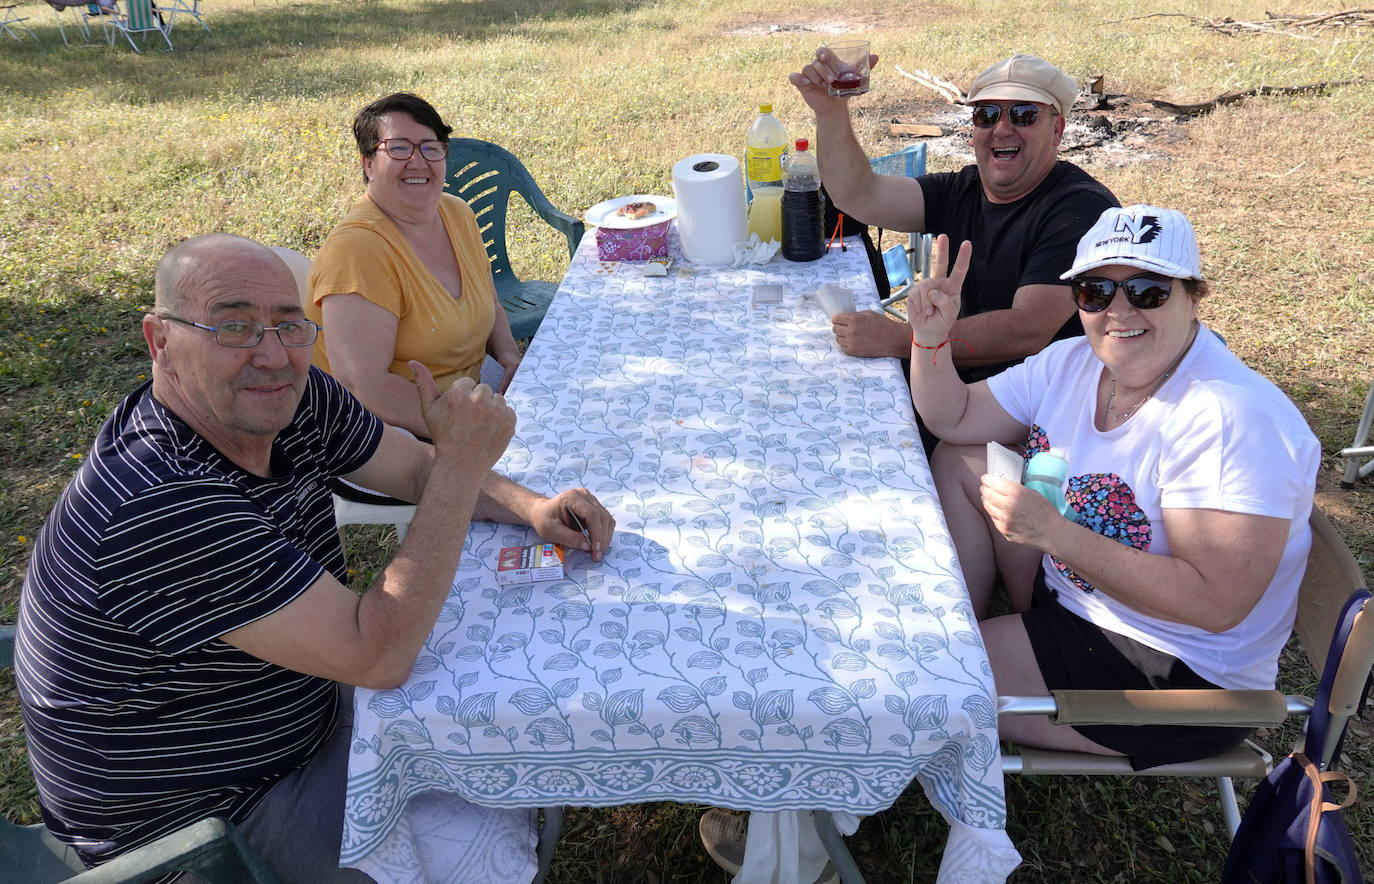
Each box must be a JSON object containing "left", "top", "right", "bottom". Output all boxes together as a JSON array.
[{"left": 1, "top": 0, "right": 1372, "bottom": 880}]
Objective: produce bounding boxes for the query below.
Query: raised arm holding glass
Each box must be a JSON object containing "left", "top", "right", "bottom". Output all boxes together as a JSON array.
[
  {"left": 789, "top": 51, "right": 1118, "bottom": 385},
  {"left": 909, "top": 205, "right": 1320, "bottom": 769}
]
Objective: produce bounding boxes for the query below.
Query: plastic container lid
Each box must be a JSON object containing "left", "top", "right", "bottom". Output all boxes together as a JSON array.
[
  {"left": 759, "top": 103, "right": 773, "bottom": 113},
  {"left": 795, "top": 138, "right": 810, "bottom": 151}
]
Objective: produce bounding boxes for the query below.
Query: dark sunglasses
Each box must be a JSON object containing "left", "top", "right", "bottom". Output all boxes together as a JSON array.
[
  {"left": 1069, "top": 273, "right": 1176, "bottom": 312},
  {"left": 970, "top": 102, "right": 1045, "bottom": 128}
]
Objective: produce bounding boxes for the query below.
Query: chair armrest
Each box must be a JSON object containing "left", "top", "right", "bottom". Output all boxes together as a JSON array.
[
  {"left": 516, "top": 188, "right": 585, "bottom": 259},
  {"left": 999, "top": 690, "right": 1308, "bottom": 728},
  {"left": 0, "top": 624, "right": 15, "bottom": 668},
  {"left": 65, "top": 817, "right": 282, "bottom": 884}
]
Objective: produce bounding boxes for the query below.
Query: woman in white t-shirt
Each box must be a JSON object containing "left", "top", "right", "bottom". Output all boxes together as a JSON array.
[{"left": 908, "top": 205, "right": 1320, "bottom": 768}]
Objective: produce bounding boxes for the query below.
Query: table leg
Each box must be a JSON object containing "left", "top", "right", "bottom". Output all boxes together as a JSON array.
[
  {"left": 532, "top": 806, "right": 564, "bottom": 884},
  {"left": 812, "top": 811, "right": 866, "bottom": 884}
]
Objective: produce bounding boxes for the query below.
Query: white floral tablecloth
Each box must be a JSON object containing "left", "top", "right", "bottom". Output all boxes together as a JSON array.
[{"left": 343, "top": 231, "right": 1019, "bottom": 883}]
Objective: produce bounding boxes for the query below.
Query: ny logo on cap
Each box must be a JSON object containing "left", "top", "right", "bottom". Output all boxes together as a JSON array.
[{"left": 1112, "top": 214, "right": 1162, "bottom": 244}]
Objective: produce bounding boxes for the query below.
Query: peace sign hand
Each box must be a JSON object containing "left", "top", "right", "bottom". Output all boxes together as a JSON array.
[{"left": 906, "top": 234, "right": 972, "bottom": 349}]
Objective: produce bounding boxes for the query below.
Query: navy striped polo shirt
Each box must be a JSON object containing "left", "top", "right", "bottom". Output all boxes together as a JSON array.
[{"left": 16, "top": 367, "right": 383, "bottom": 866}]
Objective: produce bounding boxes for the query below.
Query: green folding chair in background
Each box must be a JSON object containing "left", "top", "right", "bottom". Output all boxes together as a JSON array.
[
  {"left": 443, "top": 138, "right": 584, "bottom": 341},
  {"left": 104, "top": 0, "right": 171, "bottom": 52}
]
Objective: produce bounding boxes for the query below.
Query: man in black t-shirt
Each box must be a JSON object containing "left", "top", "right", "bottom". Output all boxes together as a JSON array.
[
  {"left": 16, "top": 234, "right": 615, "bottom": 880},
  {"left": 789, "top": 53, "right": 1119, "bottom": 385}
]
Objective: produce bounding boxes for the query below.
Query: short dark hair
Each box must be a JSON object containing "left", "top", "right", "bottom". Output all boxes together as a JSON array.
[
  {"left": 352, "top": 92, "right": 453, "bottom": 159},
  {"left": 1181, "top": 278, "right": 1209, "bottom": 299}
]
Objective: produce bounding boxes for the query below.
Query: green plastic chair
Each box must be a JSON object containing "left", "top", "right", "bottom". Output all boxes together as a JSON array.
[
  {"left": 0, "top": 626, "right": 282, "bottom": 883},
  {"left": 443, "top": 138, "right": 584, "bottom": 341}
]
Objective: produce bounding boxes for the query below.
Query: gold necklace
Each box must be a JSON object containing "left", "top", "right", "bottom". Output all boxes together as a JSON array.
[{"left": 1105, "top": 321, "right": 1199, "bottom": 424}]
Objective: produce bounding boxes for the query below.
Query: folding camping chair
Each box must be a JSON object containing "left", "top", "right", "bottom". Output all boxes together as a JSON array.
[
  {"left": 1, "top": 4, "right": 38, "bottom": 40},
  {"left": 162, "top": 0, "right": 206, "bottom": 33},
  {"left": 867, "top": 144, "right": 932, "bottom": 320},
  {"left": 104, "top": 0, "right": 171, "bottom": 51},
  {"left": 48, "top": 3, "right": 87, "bottom": 45},
  {"left": 998, "top": 506, "right": 1373, "bottom": 838}
]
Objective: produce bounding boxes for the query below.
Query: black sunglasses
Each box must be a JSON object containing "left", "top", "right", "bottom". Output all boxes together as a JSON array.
[
  {"left": 970, "top": 102, "right": 1045, "bottom": 128},
  {"left": 1069, "top": 273, "right": 1176, "bottom": 312}
]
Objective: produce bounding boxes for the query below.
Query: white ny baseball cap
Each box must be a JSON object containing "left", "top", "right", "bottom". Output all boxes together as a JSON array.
[{"left": 1061, "top": 204, "right": 1204, "bottom": 280}]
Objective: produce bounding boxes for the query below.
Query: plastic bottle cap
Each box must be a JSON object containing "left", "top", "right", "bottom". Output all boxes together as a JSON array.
[
  {"left": 795, "top": 138, "right": 809, "bottom": 151},
  {"left": 759, "top": 104, "right": 772, "bottom": 113}
]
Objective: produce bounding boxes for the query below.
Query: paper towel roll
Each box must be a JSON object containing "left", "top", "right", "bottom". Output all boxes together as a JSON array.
[{"left": 672, "top": 153, "right": 748, "bottom": 265}]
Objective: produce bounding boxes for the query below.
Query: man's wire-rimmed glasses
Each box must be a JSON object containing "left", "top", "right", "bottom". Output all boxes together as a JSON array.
[
  {"left": 375, "top": 138, "right": 449, "bottom": 162},
  {"left": 159, "top": 314, "right": 321, "bottom": 348}
]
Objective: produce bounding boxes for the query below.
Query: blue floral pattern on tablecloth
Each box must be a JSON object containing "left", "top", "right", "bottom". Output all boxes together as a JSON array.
[{"left": 343, "top": 231, "right": 1011, "bottom": 882}]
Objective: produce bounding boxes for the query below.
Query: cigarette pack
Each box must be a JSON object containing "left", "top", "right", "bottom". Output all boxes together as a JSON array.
[{"left": 495, "top": 542, "right": 567, "bottom": 585}]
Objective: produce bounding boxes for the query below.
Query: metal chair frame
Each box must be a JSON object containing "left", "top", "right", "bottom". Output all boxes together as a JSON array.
[
  {"left": 1, "top": 4, "right": 38, "bottom": 40},
  {"left": 162, "top": 0, "right": 207, "bottom": 33},
  {"left": 1340, "top": 376, "right": 1374, "bottom": 488}
]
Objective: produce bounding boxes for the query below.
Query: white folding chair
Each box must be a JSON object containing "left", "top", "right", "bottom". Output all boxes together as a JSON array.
[
  {"left": 270, "top": 246, "right": 419, "bottom": 544},
  {"left": 162, "top": 0, "right": 207, "bottom": 33},
  {"left": 1, "top": 4, "right": 38, "bottom": 40}
]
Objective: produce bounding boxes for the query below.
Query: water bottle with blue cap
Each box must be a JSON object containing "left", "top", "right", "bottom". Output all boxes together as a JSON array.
[{"left": 1022, "top": 449, "right": 1079, "bottom": 523}]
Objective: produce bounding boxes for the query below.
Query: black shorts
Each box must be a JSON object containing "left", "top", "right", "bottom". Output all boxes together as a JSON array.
[{"left": 1021, "top": 568, "right": 1253, "bottom": 770}]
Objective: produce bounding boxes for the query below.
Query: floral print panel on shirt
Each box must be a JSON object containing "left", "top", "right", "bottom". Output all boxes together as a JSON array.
[{"left": 1023, "top": 424, "right": 1153, "bottom": 593}]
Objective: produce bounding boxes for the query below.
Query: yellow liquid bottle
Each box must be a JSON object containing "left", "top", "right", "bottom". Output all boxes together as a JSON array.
[
  {"left": 747, "top": 186, "right": 783, "bottom": 244},
  {"left": 745, "top": 103, "right": 787, "bottom": 245}
]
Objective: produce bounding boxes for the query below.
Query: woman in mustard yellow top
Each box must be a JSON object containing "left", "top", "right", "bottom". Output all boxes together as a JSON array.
[{"left": 307, "top": 92, "right": 522, "bottom": 437}]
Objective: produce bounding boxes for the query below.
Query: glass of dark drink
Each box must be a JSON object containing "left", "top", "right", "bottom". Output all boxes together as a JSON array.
[{"left": 825, "top": 40, "right": 871, "bottom": 97}]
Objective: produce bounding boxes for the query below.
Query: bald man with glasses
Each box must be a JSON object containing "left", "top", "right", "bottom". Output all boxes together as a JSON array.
[{"left": 16, "top": 233, "right": 614, "bottom": 880}]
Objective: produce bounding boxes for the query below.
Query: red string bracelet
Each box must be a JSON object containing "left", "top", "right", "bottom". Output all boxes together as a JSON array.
[
  {"left": 827, "top": 213, "right": 847, "bottom": 251},
  {"left": 911, "top": 328, "right": 973, "bottom": 364}
]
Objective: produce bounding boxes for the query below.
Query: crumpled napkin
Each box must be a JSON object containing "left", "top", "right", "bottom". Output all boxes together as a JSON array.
[
  {"left": 732, "top": 233, "right": 782, "bottom": 266},
  {"left": 816, "top": 284, "right": 856, "bottom": 318}
]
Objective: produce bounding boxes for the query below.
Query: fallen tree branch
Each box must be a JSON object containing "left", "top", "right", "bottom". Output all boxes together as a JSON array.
[
  {"left": 893, "top": 66, "right": 966, "bottom": 104},
  {"left": 1148, "top": 79, "right": 1367, "bottom": 115},
  {"left": 1112, "top": 9, "right": 1374, "bottom": 38}
]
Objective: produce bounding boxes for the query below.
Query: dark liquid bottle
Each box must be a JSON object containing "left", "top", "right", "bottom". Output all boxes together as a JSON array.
[
  {"left": 781, "top": 190, "right": 825, "bottom": 262},
  {"left": 781, "top": 138, "right": 825, "bottom": 262}
]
